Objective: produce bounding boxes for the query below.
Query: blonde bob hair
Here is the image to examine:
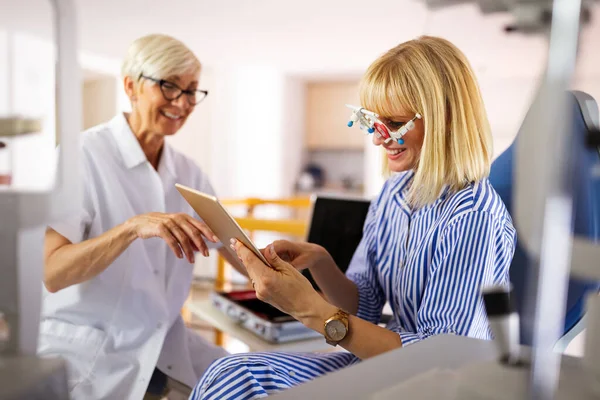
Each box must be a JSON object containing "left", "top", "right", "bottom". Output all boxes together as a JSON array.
[
  {"left": 360, "top": 36, "right": 492, "bottom": 208},
  {"left": 121, "top": 34, "right": 201, "bottom": 81}
]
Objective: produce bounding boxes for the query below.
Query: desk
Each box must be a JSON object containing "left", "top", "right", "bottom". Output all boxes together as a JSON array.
[
  {"left": 186, "top": 299, "right": 335, "bottom": 353},
  {"left": 271, "top": 335, "right": 497, "bottom": 399},
  {"left": 270, "top": 335, "right": 597, "bottom": 399}
]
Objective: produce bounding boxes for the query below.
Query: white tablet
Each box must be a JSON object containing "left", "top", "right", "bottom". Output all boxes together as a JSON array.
[{"left": 175, "top": 183, "right": 270, "bottom": 266}]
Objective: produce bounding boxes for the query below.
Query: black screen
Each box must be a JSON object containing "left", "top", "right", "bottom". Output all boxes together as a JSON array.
[{"left": 302, "top": 196, "right": 371, "bottom": 291}]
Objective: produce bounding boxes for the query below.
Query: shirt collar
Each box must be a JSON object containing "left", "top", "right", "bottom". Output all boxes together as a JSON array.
[
  {"left": 392, "top": 171, "right": 415, "bottom": 213},
  {"left": 393, "top": 171, "right": 453, "bottom": 214},
  {"left": 109, "top": 113, "right": 177, "bottom": 178},
  {"left": 392, "top": 171, "right": 416, "bottom": 197},
  {"left": 109, "top": 113, "right": 147, "bottom": 169}
]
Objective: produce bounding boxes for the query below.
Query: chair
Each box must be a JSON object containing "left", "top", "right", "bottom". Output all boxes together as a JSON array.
[{"left": 489, "top": 90, "right": 600, "bottom": 347}]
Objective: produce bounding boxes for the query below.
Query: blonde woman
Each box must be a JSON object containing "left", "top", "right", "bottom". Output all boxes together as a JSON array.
[
  {"left": 191, "top": 36, "right": 517, "bottom": 400},
  {"left": 39, "top": 34, "right": 242, "bottom": 400}
]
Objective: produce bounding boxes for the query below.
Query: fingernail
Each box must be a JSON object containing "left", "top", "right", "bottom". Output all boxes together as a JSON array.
[
  {"left": 213, "top": 235, "right": 219, "bottom": 242},
  {"left": 269, "top": 244, "right": 276, "bottom": 257},
  {"left": 229, "top": 244, "right": 235, "bottom": 251},
  {"left": 191, "top": 255, "right": 195, "bottom": 263},
  {"left": 230, "top": 238, "right": 236, "bottom": 246},
  {"left": 203, "top": 249, "right": 209, "bottom": 257}
]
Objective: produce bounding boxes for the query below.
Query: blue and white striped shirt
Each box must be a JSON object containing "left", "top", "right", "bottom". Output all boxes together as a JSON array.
[
  {"left": 347, "top": 170, "right": 516, "bottom": 345},
  {"left": 190, "top": 172, "right": 516, "bottom": 400}
]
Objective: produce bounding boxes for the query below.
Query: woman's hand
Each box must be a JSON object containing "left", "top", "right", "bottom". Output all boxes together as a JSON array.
[
  {"left": 260, "top": 240, "right": 333, "bottom": 271},
  {"left": 126, "top": 212, "right": 218, "bottom": 263},
  {"left": 232, "top": 239, "right": 336, "bottom": 323}
]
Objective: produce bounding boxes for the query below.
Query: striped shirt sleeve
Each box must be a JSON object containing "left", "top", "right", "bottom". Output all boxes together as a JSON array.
[
  {"left": 345, "top": 200, "right": 386, "bottom": 324},
  {"left": 395, "top": 211, "right": 504, "bottom": 346}
]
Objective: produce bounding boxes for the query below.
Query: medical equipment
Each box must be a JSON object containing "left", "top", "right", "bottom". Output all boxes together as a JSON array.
[
  {"left": 482, "top": 285, "right": 521, "bottom": 366},
  {"left": 345, "top": 104, "right": 422, "bottom": 145},
  {"left": 273, "top": 0, "right": 600, "bottom": 399},
  {"left": 0, "top": 0, "right": 81, "bottom": 398}
]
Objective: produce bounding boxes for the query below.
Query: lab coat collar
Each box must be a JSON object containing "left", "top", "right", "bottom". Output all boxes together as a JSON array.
[
  {"left": 109, "top": 113, "right": 177, "bottom": 178},
  {"left": 109, "top": 113, "right": 148, "bottom": 170}
]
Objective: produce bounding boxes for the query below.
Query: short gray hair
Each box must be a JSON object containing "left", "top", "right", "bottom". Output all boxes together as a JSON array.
[{"left": 121, "top": 34, "right": 201, "bottom": 80}]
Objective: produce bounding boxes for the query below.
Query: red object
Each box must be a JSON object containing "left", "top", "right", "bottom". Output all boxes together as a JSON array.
[
  {"left": 0, "top": 175, "right": 11, "bottom": 185},
  {"left": 374, "top": 122, "right": 390, "bottom": 140},
  {"left": 222, "top": 290, "right": 257, "bottom": 301}
]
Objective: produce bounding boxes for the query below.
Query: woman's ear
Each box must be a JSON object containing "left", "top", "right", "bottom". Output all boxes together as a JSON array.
[{"left": 124, "top": 75, "right": 137, "bottom": 102}]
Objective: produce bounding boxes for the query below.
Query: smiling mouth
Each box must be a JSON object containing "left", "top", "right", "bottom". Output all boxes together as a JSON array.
[
  {"left": 161, "top": 111, "right": 183, "bottom": 120},
  {"left": 386, "top": 148, "right": 406, "bottom": 156}
]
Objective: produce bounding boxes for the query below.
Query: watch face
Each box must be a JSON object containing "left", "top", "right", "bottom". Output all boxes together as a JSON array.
[{"left": 325, "top": 319, "right": 347, "bottom": 341}]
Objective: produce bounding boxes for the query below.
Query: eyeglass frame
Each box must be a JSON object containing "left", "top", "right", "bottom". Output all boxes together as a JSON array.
[
  {"left": 138, "top": 74, "right": 209, "bottom": 106},
  {"left": 376, "top": 114, "right": 422, "bottom": 135}
]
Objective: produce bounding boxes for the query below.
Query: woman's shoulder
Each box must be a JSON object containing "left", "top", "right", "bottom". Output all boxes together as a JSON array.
[
  {"left": 80, "top": 121, "right": 112, "bottom": 143},
  {"left": 78, "top": 117, "right": 120, "bottom": 155},
  {"left": 445, "top": 178, "right": 512, "bottom": 224}
]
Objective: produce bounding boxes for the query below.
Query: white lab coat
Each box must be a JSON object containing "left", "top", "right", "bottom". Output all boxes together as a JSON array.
[{"left": 37, "top": 113, "right": 228, "bottom": 400}]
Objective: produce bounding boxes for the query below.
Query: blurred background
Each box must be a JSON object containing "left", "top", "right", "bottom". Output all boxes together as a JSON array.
[{"left": 1, "top": 0, "right": 599, "bottom": 281}]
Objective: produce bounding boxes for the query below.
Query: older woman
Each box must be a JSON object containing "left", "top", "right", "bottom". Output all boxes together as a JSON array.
[
  {"left": 38, "top": 34, "right": 239, "bottom": 400},
  {"left": 191, "top": 36, "right": 517, "bottom": 399}
]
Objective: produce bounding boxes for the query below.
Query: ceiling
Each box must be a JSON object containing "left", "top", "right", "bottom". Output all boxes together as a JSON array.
[{"left": 1, "top": 0, "right": 599, "bottom": 79}]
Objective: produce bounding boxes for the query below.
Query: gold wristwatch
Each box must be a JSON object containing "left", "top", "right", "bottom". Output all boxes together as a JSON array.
[{"left": 324, "top": 309, "right": 349, "bottom": 346}]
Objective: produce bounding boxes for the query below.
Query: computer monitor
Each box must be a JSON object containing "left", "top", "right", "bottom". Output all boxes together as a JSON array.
[{"left": 302, "top": 195, "right": 371, "bottom": 291}]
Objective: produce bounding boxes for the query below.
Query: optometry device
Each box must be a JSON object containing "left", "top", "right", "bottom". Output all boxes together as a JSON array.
[{"left": 346, "top": 104, "right": 422, "bottom": 145}]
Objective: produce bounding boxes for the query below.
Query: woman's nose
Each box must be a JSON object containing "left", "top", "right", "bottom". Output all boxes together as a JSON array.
[
  {"left": 372, "top": 132, "right": 384, "bottom": 146},
  {"left": 173, "top": 95, "right": 191, "bottom": 111}
]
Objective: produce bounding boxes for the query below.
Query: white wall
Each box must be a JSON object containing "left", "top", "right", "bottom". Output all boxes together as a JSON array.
[
  {"left": 5, "top": 1, "right": 599, "bottom": 81},
  {"left": 166, "top": 68, "right": 215, "bottom": 177},
  {"left": 198, "top": 66, "right": 304, "bottom": 201},
  {"left": 0, "top": 31, "right": 56, "bottom": 191},
  {"left": 184, "top": 68, "right": 306, "bottom": 280},
  {"left": 83, "top": 76, "right": 117, "bottom": 130},
  {"left": 0, "top": 30, "right": 9, "bottom": 178},
  {"left": 0, "top": 30, "right": 8, "bottom": 114}
]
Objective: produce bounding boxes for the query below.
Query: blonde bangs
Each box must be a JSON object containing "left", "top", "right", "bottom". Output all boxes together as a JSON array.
[{"left": 359, "top": 58, "right": 417, "bottom": 119}]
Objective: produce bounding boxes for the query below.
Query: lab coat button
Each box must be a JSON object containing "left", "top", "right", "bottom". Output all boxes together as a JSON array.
[{"left": 167, "top": 365, "right": 172, "bottom": 370}]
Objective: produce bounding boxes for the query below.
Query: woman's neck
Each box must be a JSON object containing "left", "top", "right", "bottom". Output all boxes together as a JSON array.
[{"left": 126, "top": 112, "right": 164, "bottom": 170}]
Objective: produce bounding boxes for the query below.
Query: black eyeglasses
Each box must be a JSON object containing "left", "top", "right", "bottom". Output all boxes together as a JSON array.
[{"left": 139, "top": 74, "right": 208, "bottom": 106}]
